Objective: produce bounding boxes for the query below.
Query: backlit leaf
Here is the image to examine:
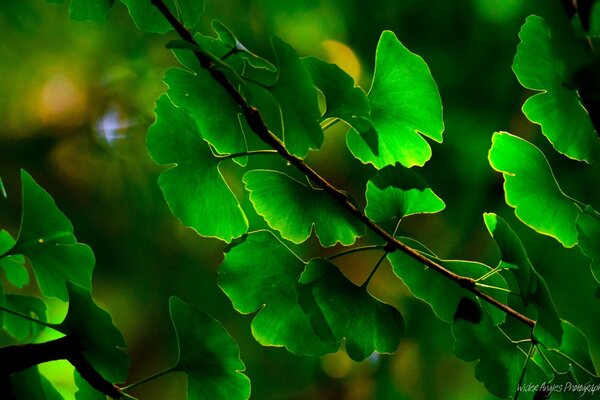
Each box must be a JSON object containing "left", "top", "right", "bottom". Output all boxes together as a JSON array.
[
  {"left": 120, "top": 0, "right": 171, "bottom": 33},
  {"left": 10, "top": 366, "right": 63, "bottom": 400},
  {"left": 243, "top": 170, "right": 364, "bottom": 247},
  {"left": 546, "top": 320, "right": 597, "bottom": 382},
  {"left": 147, "top": 94, "right": 248, "bottom": 242},
  {"left": 218, "top": 231, "right": 336, "bottom": 356},
  {"left": 488, "top": 132, "right": 580, "bottom": 248},
  {"left": 0, "top": 230, "right": 28, "bottom": 288},
  {"left": 9, "top": 170, "right": 94, "bottom": 301},
  {"left": 2, "top": 295, "right": 47, "bottom": 341},
  {"left": 576, "top": 206, "right": 600, "bottom": 284},
  {"left": 298, "top": 259, "right": 403, "bottom": 361},
  {"left": 74, "top": 371, "right": 105, "bottom": 400},
  {"left": 347, "top": 30, "right": 444, "bottom": 168},
  {"left": 484, "top": 213, "right": 562, "bottom": 348},
  {"left": 513, "top": 15, "right": 600, "bottom": 163},
  {"left": 365, "top": 164, "right": 445, "bottom": 223},
  {"left": 169, "top": 296, "right": 250, "bottom": 400}
]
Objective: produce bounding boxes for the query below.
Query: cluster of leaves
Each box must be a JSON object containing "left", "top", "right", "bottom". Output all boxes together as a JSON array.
[{"left": 6, "top": 0, "right": 600, "bottom": 399}]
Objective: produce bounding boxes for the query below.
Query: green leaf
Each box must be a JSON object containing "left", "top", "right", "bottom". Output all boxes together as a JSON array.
[
  {"left": 69, "top": 0, "right": 114, "bottom": 21},
  {"left": 576, "top": 206, "right": 600, "bottom": 284},
  {"left": 74, "top": 371, "right": 106, "bottom": 400},
  {"left": 0, "top": 230, "right": 28, "bottom": 288},
  {"left": 10, "top": 367, "right": 64, "bottom": 400},
  {"left": 452, "top": 311, "right": 548, "bottom": 399},
  {"left": 483, "top": 213, "right": 562, "bottom": 348},
  {"left": 147, "top": 94, "right": 248, "bottom": 242},
  {"left": 177, "top": 0, "right": 205, "bottom": 29},
  {"left": 347, "top": 30, "right": 444, "bottom": 168},
  {"left": 10, "top": 170, "right": 94, "bottom": 301},
  {"left": 298, "top": 259, "right": 404, "bottom": 361},
  {"left": 269, "top": 36, "right": 323, "bottom": 157},
  {"left": 169, "top": 296, "right": 251, "bottom": 400},
  {"left": 211, "top": 21, "right": 276, "bottom": 72},
  {"left": 218, "top": 231, "right": 336, "bottom": 356},
  {"left": 547, "top": 320, "right": 597, "bottom": 381},
  {"left": 243, "top": 170, "right": 364, "bottom": 247},
  {"left": 164, "top": 68, "right": 247, "bottom": 161},
  {"left": 513, "top": 15, "right": 600, "bottom": 163},
  {"left": 2, "top": 295, "right": 47, "bottom": 340},
  {"left": 120, "top": 0, "right": 171, "bottom": 33},
  {"left": 488, "top": 132, "right": 580, "bottom": 248},
  {"left": 53, "top": 283, "right": 129, "bottom": 383},
  {"left": 387, "top": 237, "right": 508, "bottom": 325},
  {"left": 365, "top": 164, "right": 445, "bottom": 223}
]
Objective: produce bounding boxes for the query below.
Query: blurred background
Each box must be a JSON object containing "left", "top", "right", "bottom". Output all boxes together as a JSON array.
[{"left": 0, "top": 0, "right": 599, "bottom": 399}]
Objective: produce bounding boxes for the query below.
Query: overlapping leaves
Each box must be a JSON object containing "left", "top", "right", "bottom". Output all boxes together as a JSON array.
[
  {"left": 121, "top": 0, "right": 204, "bottom": 33},
  {"left": 513, "top": 15, "right": 600, "bottom": 163}
]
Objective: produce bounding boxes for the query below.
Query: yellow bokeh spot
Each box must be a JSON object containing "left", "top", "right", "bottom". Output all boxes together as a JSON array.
[{"left": 321, "top": 40, "right": 361, "bottom": 83}]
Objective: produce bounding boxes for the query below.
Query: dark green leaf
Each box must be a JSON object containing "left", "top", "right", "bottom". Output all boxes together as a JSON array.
[
  {"left": 243, "top": 170, "right": 364, "bottom": 247},
  {"left": 484, "top": 213, "right": 563, "bottom": 348},
  {"left": 0, "top": 230, "right": 28, "bottom": 288},
  {"left": 147, "top": 94, "right": 248, "bottom": 242},
  {"left": 120, "top": 0, "right": 171, "bottom": 33},
  {"left": 270, "top": 36, "right": 323, "bottom": 157},
  {"left": 453, "top": 310, "right": 548, "bottom": 399},
  {"left": 54, "top": 283, "right": 129, "bottom": 383},
  {"left": 387, "top": 237, "right": 508, "bottom": 325},
  {"left": 2, "top": 295, "right": 47, "bottom": 340},
  {"left": 69, "top": 0, "right": 114, "bottom": 21},
  {"left": 513, "top": 15, "right": 600, "bottom": 163},
  {"left": 74, "top": 371, "right": 105, "bottom": 400},
  {"left": 576, "top": 206, "right": 600, "bottom": 284},
  {"left": 298, "top": 259, "right": 403, "bottom": 361},
  {"left": 347, "top": 30, "right": 444, "bottom": 168},
  {"left": 10, "top": 367, "right": 63, "bottom": 400},
  {"left": 488, "top": 132, "right": 580, "bottom": 248},
  {"left": 10, "top": 170, "right": 94, "bottom": 301},
  {"left": 219, "top": 231, "right": 336, "bottom": 356},
  {"left": 365, "top": 164, "right": 445, "bottom": 223}
]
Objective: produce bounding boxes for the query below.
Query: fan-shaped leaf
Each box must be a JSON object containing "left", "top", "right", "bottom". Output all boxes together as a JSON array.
[
  {"left": 0, "top": 230, "right": 28, "bottom": 288},
  {"left": 488, "top": 132, "right": 580, "bottom": 248},
  {"left": 243, "top": 170, "right": 364, "bottom": 247},
  {"left": 577, "top": 206, "right": 600, "bottom": 285},
  {"left": 219, "top": 231, "right": 336, "bottom": 356},
  {"left": 387, "top": 237, "right": 507, "bottom": 325},
  {"left": 484, "top": 213, "right": 562, "bottom": 348},
  {"left": 269, "top": 36, "right": 323, "bottom": 157},
  {"left": 298, "top": 259, "right": 403, "bottom": 361},
  {"left": 513, "top": 15, "right": 600, "bottom": 163},
  {"left": 365, "top": 164, "right": 445, "bottom": 223},
  {"left": 169, "top": 296, "right": 250, "bottom": 400},
  {"left": 548, "top": 320, "right": 597, "bottom": 382},
  {"left": 147, "top": 94, "right": 248, "bottom": 242},
  {"left": 347, "top": 30, "right": 444, "bottom": 168},
  {"left": 8, "top": 170, "right": 94, "bottom": 301},
  {"left": 54, "top": 283, "right": 129, "bottom": 384},
  {"left": 2, "top": 295, "right": 47, "bottom": 340}
]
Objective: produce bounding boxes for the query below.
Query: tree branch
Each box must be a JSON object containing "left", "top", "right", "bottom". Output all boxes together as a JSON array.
[{"left": 149, "top": 0, "right": 535, "bottom": 330}]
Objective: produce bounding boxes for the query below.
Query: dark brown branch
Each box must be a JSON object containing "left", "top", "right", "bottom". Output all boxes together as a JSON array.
[
  {"left": 149, "top": 0, "right": 535, "bottom": 330},
  {"left": 0, "top": 336, "right": 121, "bottom": 398}
]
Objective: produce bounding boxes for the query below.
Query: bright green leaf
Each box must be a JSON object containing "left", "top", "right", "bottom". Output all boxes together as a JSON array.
[
  {"left": 243, "top": 170, "right": 364, "bottom": 247},
  {"left": 10, "top": 366, "right": 63, "bottom": 400},
  {"left": 387, "top": 237, "right": 508, "bottom": 325},
  {"left": 453, "top": 309, "right": 548, "bottom": 399},
  {"left": 147, "top": 94, "right": 248, "bottom": 242},
  {"left": 10, "top": 170, "right": 94, "bottom": 301},
  {"left": 298, "top": 259, "right": 403, "bottom": 361},
  {"left": 74, "top": 371, "right": 105, "bottom": 400},
  {"left": 576, "top": 206, "right": 600, "bottom": 284},
  {"left": 347, "top": 30, "right": 444, "bottom": 168},
  {"left": 365, "top": 164, "right": 445, "bottom": 223},
  {"left": 169, "top": 296, "right": 251, "bottom": 400},
  {"left": 270, "top": 36, "right": 323, "bottom": 157},
  {"left": 483, "top": 213, "right": 562, "bottom": 348},
  {"left": 2, "top": 295, "right": 47, "bottom": 340},
  {"left": 513, "top": 15, "right": 600, "bottom": 163},
  {"left": 488, "top": 132, "right": 580, "bottom": 248},
  {"left": 54, "top": 283, "right": 129, "bottom": 384},
  {"left": 0, "top": 230, "right": 28, "bottom": 288},
  {"left": 219, "top": 231, "right": 336, "bottom": 356}
]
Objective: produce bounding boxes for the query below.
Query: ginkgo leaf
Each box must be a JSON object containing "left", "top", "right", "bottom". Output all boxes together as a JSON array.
[
  {"left": 269, "top": 36, "right": 323, "bottom": 158},
  {"left": 146, "top": 94, "right": 248, "bottom": 243},
  {"left": 218, "top": 230, "right": 336, "bottom": 356},
  {"left": 2, "top": 295, "right": 47, "bottom": 340},
  {"left": 387, "top": 237, "right": 508, "bottom": 325},
  {"left": 10, "top": 366, "right": 63, "bottom": 400},
  {"left": 453, "top": 308, "right": 549, "bottom": 399},
  {"left": 488, "top": 132, "right": 580, "bottom": 248},
  {"left": 169, "top": 296, "right": 250, "bottom": 400},
  {"left": 0, "top": 230, "right": 28, "bottom": 288},
  {"left": 347, "top": 30, "right": 444, "bottom": 168},
  {"left": 53, "top": 283, "right": 129, "bottom": 384},
  {"left": 120, "top": 0, "right": 204, "bottom": 33},
  {"left": 365, "top": 164, "right": 445, "bottom": 223},
  {"left": 298, "top": 259, "right": 404, "bottom": 361},
  {"left": 513, "top": 15, "right": 600, "bottom": 163},
  {"left": 544, "top": 320, "right": 597, "bottom": 382},
  {"left": 74, "top": 371, "right": 105, "bottom": 400},
  {"left": 164, "top": 68, "right": 247, "bottom": 160},
  {"left": 484, "top": 213, "right": 562, "bottom": 348},
  {"left": 243, "top": 170, "right": 364, "bottom": 247},
  {"left": 8, "top": 170, "right": 94, "bottom": 301},
  {"left": 576, "top": 206, "right": 600, "bottom": 284}
]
